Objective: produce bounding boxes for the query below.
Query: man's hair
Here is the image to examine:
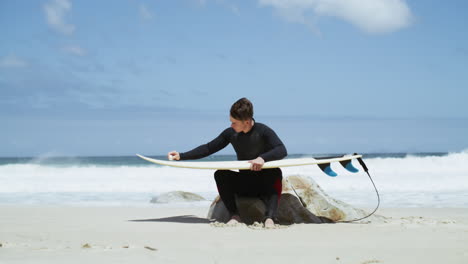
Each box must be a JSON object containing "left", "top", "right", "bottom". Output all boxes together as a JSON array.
[{"left": 230, "top": 97, "right": 253, "bottom": 121}]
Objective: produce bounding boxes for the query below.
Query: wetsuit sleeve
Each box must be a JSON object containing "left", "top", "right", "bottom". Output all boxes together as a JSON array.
[
  {"left": 259, "top": 126, "right": 287, "bottom": 162},
  {"left": 179, "top": 128, "right": 231, "bottom": 160}
]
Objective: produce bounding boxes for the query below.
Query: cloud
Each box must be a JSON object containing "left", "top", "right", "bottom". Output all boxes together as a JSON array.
[
  {"left": 195, "top": 0, "right": 207, "bottom": 6},
  {"left": 193, "top": 0, "right": 240, "bottom": 15},
  {"left": 162, "top": 56, "right": 177, "bottom": 64},
  {"left": 0, "top": 55, "right": 28, "bottom": 68},
  {"left": 43, "top": 0, "right": 75, "bottom": 35},
  {"left": 62, "top": 45, "right": 86, "bottom": 56},
  {"left": 0, "top": 57, "right": 158, "bottom": 111},
  {"left": 139, "top": 4, "right": 154, "bottom": 20},
  {"left": 228, "top": 4, "right": 240, "bottom": 15},
  {"left": 259, "top": 0, "right": 413, "bottom": 34}
]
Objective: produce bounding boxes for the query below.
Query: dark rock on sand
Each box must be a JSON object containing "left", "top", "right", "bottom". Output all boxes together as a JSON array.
[{"left": 207, "top": 175, "right": 385, "bottom": 224}]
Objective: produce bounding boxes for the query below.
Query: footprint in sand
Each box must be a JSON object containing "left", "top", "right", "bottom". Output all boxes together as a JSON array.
[{"left": 361, "top": 259, "right": 382, "bottom": 264}]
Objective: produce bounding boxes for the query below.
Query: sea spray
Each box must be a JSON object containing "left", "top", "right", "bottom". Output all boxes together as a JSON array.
[{"left": 0, "top": 151, "right": 467, "bottom": 207}]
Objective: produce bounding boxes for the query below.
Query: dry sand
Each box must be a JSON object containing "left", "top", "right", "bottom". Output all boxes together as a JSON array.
[{"left": 1, "top": 206, "right": 467, "bottom": 264}]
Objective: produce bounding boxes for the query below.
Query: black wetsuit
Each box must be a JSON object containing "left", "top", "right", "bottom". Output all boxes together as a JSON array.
[{"left": 180, "top": 122, "right": 287, "bottom": 220}]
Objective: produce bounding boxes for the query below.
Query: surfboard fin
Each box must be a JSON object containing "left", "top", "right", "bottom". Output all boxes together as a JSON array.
[
  {"left": 317, "top": 163, "right": 338, "bottom": 177},
  {"left": 340, "top": 159, "right": 359, "bottom": 173}
]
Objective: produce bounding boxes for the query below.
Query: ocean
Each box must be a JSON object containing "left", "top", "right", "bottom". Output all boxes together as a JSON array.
[{"left": 1, "top": 151, "right": 467, "bottom": 208}]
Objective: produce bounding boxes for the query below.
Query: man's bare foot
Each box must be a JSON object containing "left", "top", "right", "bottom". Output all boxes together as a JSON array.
[
  {"left": 264, "top": 218, "right": 275, "bottom": 228},
  {"left": 227, "top": 215, "right": 241, "bottom": 225}
]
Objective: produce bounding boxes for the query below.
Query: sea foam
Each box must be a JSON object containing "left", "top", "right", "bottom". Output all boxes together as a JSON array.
[{"left": 0, "top": 151, "right": 467, "bottom": 207}]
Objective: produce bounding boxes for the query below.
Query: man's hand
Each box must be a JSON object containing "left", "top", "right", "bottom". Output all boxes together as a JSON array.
[
  {"left": 167, "top": 151, "right": 180, "bottom": 161},
  {"left": 249, "top": 157, "right": 265, "bottom": 171}
]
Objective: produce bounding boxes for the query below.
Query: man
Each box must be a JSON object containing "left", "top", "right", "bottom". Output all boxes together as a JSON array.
[{"left": 168, "top": 98, "right": 287, "bottom": 228}]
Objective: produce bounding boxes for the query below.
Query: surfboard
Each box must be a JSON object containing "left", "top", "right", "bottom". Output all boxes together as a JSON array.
[{"left": 136, "top": 154, "right": 362, "bottom": 176}]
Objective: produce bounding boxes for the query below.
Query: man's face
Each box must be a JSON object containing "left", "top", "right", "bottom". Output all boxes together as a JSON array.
[{"left": 230, "top": 116, "right": 249, "bottom": 133}]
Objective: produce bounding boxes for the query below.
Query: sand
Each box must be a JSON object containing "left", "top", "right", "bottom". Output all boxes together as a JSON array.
[{"left": 1, "top": 206, "right": 467, "bottom": 264}]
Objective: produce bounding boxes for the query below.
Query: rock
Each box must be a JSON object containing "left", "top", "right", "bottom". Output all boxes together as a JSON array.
[
  {"left": 151, "top": 191, "right": 206, "bottom": 203},
  {"left": 144, "top": 246, "right": 158, "bottom": 251},
  {"left": 82, "top": 243, "right": 91, "bottom": 249},
  {"left": 207, "top": 174, "right": 385, "bottom": 224},
  {"left": 207, "top": 194, "right": 328, "bottom": 225}
]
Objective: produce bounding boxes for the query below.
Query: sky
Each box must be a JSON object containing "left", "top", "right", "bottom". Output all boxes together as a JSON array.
[{"left": 1, "top": 0, "right": 468, "bottom": 157}]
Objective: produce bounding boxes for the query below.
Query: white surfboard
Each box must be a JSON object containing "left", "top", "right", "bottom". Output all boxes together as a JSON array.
[{"left": 136, "top": 153, "right": 362, "bottom": 170}]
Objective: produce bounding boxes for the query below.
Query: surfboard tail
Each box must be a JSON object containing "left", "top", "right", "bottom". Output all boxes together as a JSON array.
[
  {"left": 340, "top": 159, "right": 359, "bottom": 173},
  {"left": 316, "top": 154, "right": 361, "bottom": 177},
  {"left": 317, "top": 163, "right": 338, "bottom": 177}
]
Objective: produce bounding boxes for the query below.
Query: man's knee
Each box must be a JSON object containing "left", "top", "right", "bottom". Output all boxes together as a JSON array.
[
  {"left": 214, "top": 170, "right": 225, "bottom": 182},
  {"left": 215, "top": 170, "right": 239, "bottom": 187}
]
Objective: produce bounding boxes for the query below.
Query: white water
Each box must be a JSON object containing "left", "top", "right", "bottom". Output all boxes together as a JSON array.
[{"left": 1, "top": 151, "right": 467, "bottom": 207}]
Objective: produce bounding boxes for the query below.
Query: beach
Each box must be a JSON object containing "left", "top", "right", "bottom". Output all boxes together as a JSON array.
[
  {"left": 1, "top": 206, "right": 467, "bottom": 264},
  {"left": 1, "top": 152, "right": 467, "bottom": 263},
  {"left": 3, "top": 0, "right": 467, "bottom": 262}
]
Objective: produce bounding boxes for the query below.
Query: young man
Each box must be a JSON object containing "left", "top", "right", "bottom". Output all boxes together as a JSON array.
[{"left": 168, "top": 98, "right": 287, "bottom": 228}]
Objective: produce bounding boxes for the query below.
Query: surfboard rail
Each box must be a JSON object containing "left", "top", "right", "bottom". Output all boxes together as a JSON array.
[{"left": 136, "top": 153, "right": 362, "bottom": 171}]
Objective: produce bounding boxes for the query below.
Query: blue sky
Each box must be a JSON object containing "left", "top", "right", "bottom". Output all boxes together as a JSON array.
[{"left": 1, "top": 0, "right": 467, "bottom": 157}]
